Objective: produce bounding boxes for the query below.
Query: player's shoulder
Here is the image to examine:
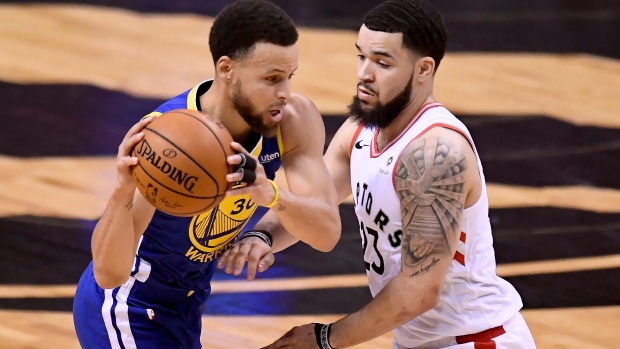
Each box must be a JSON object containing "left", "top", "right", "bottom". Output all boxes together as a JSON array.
[
  {"left": 142, "top": 84, "right": 200, "bottom": 119},
  {"left": 280, "top": 93, "right": 324, "bottom": 136},
  {"left": 278, "top": 93, "right": 324, "bottom": 154},
  {"left": 154, "top": 91, "right": 192, "bottom": 114},
  {"left": 283, "top": 93, "right": 321, "bottom": 122},
  {"left": 403, "top": 126, "right": 473, "bottom": 160}
]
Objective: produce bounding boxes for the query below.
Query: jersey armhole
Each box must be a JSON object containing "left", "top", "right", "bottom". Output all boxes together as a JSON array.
[
  {"left": 349, "top": 123, "right": 365, "bottom": 157},
  {"left": 391, "top": 122, "right": 476, "bottom": 190}
]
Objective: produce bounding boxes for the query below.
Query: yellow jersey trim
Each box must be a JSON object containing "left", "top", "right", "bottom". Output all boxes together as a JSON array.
[
  {"left": 276, "top": 125, "right": 285, "bottom": 156},
  {"left": 186, "top": 84, "right": 200, "bottom": 111},
  {"left": 141, "top": 111, "right": 162, "bottom": 120}
]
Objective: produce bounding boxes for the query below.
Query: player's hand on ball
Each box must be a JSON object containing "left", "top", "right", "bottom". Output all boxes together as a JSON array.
[
  {"left": 225, "top": 142, "right": 278, "bottom": 207},
  {"left": 117, "top": 116, "right": 155, "bottom": 192},
  {"left": 261, "top": 324, "right": 319, "bottom": 349},
  {"left": 217, "top": 236, "right": 275, "bottom": 281}
]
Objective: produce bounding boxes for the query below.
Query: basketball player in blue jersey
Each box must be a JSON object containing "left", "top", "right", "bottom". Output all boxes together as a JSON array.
[{"left": 72, "top": 1, "right": 340, "bottom": 348}]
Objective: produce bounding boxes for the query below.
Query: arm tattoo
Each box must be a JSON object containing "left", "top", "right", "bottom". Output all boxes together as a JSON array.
[
  {"left": 125, "top": 200, "right": 134, "bottom": 210},
  {"left": 394, "top": 136, "right": 468, "bottom": 275}
]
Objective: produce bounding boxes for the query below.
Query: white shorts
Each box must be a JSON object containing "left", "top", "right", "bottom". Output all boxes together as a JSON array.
[{"left": 393, "top": 313, "right": 536, "bottom": 349}]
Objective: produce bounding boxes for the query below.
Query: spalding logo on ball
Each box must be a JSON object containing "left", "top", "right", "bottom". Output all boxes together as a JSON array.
[{"left": 131, "top": 109, "right": 235, "bottom": 216}]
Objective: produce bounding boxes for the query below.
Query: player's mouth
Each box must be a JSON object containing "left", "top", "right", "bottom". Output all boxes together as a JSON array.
[
  {"left": 268, "top": 109, "right": 283, "bottom": 122},
  {"left": 357, "top": 86, "right": 376, "bottom": 103}
]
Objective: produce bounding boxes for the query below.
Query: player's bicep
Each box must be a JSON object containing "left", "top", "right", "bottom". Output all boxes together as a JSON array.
[
  {"left": 394, "top": 133, "right": 469, "bottom": 277},
  {"left": 323, "top": 119, "right": 358, "bottom": 204},
  {"left": 282, "top": 146, "right": 337, "bottom": 203},
  {"left": 279, "top": 97, "right": 336, "bottom": 203}
]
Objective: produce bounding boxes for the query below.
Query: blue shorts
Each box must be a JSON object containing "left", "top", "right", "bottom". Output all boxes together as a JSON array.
[{"left": 73, "top": 262, "right": 210, "bottom": 349}]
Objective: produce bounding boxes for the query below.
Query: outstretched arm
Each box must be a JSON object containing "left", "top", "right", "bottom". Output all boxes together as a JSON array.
[
  {"left": 263, "top": 127, "right": 479, "bottom": 349},
  {"left": 217, "top": 118, "right": 358, "bottom": 279},
  {"left": 267, "top": 117, "right": 358, "bottom": 252}
]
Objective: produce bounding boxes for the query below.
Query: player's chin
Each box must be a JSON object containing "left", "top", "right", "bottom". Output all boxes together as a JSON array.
[
  {"left": 263, "top": 114, "right": 281, "bottom": 127},
  {"left": 252, "top": 122, "right": 278, "bottom": 136}
]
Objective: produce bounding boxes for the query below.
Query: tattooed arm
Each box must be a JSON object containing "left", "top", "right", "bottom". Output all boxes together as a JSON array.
[{"left": 324, "top": 127, "right": 480, "bottom": 348}]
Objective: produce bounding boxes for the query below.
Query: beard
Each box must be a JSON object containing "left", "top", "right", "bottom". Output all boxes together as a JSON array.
[
  {"left": 348, "top": 75, "right": 414, "bottom": 129},
  {"left": 231, "top": 80, "right": 275, "bottom": 135}
]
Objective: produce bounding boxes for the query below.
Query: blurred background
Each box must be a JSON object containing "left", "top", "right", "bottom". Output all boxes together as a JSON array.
[{"left": 0, "top": 0, "right": 619, "bottom": 348}]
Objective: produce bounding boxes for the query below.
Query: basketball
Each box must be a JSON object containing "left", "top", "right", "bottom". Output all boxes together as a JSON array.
[{"left": 131, "top": 109, "right": 234, "bottom": 216}]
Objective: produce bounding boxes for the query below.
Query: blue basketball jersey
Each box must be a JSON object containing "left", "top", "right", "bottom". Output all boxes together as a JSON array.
[
  {"left": 133, "top": 80, "right": 283, "bottom": 298},
  {"left": 74, "top": 80, "right": 284, "bottom": 349}
]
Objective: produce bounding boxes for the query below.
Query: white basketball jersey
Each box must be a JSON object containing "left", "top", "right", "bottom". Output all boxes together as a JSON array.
[{"left": 349, "top": 102, "right": 523, "bottom": 348}]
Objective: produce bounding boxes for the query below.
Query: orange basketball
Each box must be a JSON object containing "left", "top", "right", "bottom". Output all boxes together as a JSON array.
[{"left": 131, "top": 109, "right": 234, "bottom": 216}]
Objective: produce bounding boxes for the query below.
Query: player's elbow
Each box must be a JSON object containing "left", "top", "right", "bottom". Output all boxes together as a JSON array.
[
  {"left": 93, "top": 263, "right": 129, "bottom": 289},
  {"left": 313, "top": 234, "right": 339, "bottom": 252},
  {"left": 410, "top": 283, "right": 442, "bottom": 314},
  {"left": 313, "top": 214, "right": 341, "bottom": 252}
]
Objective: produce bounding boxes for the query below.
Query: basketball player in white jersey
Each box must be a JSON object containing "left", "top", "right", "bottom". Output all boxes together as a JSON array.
[{"left": 220, "top": 0, "right": 538, "bottom": 348}]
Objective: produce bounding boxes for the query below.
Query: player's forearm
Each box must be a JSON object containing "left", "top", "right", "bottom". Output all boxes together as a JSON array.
[
  {"left": 91, "top": 186, "right": 138, "bottom": 289},
  {"left": 272, "top": 188, "right": 340, "bottom": 252},
  {"left": 329, "top": 273, "right": 440, "bottom": 348},
  {"left": 252, "top": 210, "right": 299, "bottom": 253}
]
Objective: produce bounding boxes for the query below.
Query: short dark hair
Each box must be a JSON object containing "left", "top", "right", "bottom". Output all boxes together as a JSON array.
[
  {"left": 209, "top": 0, "right": 299, "bottom": 64},
  {"left": 363, "top": 0, "right": 448, "bottom": 71}
]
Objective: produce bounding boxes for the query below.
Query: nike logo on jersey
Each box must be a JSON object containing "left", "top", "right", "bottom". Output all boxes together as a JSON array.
[{"left": 355, "top": 140, "right": 369, "bottom": 149}]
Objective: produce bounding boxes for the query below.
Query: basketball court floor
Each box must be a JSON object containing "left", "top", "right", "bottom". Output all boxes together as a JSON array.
[{"left": 0, "top": 1, "right": 619, "bottom": 348}]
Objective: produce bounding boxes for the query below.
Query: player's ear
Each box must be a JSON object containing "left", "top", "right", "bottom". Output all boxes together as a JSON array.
[
  {"left": 415, "top": 56, "right": 435, "bottom": 82},
  {"left": 215, "top": 56, "right": 234, "bottom": 81}
]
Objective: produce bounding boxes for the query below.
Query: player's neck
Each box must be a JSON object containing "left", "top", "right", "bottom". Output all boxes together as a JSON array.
[
  {"left": 376, "top": 92, "right": 435, "bottom": 152},
  {"left": 198, "top": 81, "right": 252, "bottom": 144}
]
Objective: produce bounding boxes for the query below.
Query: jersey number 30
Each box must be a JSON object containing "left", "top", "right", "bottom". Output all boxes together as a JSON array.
[{"left": 360, "top": 222, "right": 385, "bottom": 275}]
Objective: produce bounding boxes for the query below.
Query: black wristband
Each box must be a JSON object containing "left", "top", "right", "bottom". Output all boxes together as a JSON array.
[
  {"left": 313, "top": 323, "right": 336, "bottom": 349},
  {"left": 238, "top": 230, "right": 273, "bottom": 247}
]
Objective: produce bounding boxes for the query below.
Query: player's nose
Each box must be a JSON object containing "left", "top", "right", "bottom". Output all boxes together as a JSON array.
[
  {"left": 357, "top": 60, "right": 374, "bottom": 83},
  {"left": 276, "top": 80, "right": 292, "bottom": 101}
]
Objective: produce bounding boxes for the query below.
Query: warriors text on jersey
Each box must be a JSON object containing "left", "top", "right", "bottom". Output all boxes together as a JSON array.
[{"left": 349, "top": 102, "right": 523, "bottom": 348}]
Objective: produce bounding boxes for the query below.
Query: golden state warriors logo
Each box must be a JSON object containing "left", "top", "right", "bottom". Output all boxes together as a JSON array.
[{"left": 185, "top": 193, "right": 257, "bottom": 263}]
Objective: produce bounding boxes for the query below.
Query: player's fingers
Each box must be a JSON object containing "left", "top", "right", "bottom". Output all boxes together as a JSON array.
[
  {"left": 260, "top": 343, "right": 278, "bottom": 349},
  {"left": 227, "top": 168, "right": 257, "bottom": 185},
  {"left": 118, "top": 156, "right": 139, "bottom": 169},
  {"left": 272, "top": 333, "right": 295, "bottom": 347},
  {"left": 217, "top": 249, "right": 232, "bottom": 269},
  {"left": 226, "top": 153, "right": 244, "bottom": 166},
  {"left": 225, "top": 186, "right": 250, "bottom": 198},
  {"left": 262, "top": 328, "right": 295, "bottom": 349},
  {"left": 224, "top": 244, "right": 241, "bottom": 274},
  {"left": 230, "top": 141, "right": 251, "bottom": 156},
  {"left": 245, "top": 246, "right": 265, "bottom": 281},
  {"left": 226, "top": 170, "right": 243, "bottom": 183},
  {"left": 257, "top": 252, "right": 275, "bottom": 273},
  {"left": 232, "top": 243, "right": 252, "bottom": 276},
  {"left": 120, "top": 133, "right": 145, "bottom": 156},
  {"left": 125, "top": 115, "right": 155, "bottom": 139}
]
